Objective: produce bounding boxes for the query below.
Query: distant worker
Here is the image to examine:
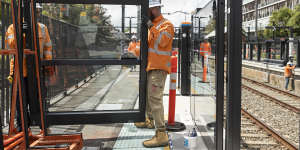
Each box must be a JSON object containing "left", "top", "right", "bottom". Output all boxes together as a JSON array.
[
  {"left": 199, "top": 39, "right": 211, "bottom": 82},
  {"left": 134, "top": 0, "right": 174, "bottom": 148},
  {"left": 284, "top": 61, "right": 296, "bottom": 91},
  {"left": 128, "top": 35, "right": 140, "bottom": 71},
  {"left": 5, "top": 3, "right": 53, "bottom": 132}
]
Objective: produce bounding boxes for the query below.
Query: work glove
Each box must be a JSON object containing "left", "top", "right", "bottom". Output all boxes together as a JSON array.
[{"left": 7, "top": 75, "right": 13, "bottom": 84}]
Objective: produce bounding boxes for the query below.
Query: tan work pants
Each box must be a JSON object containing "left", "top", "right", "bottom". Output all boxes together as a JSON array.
[{"left": 146, "top": 70, "right": 167, "bottom": 130}]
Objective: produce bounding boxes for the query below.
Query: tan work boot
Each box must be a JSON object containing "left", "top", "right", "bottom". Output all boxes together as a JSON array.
[
  {"left": 143, "top": 129, "right": 169, "bottom": 148},
  {"left": 134, "top": 117, "right": 155, "bottom": 129}
]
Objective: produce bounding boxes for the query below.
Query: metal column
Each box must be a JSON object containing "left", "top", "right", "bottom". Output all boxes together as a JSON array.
[
  {"left": 178, "top": 28, "right": 182, "bottom": 89},
  {"left": 180, "top": 24, "right": 191, "bottom": 96},
  {"left": 297, "top": 40, "right": 300, "bottom": 67},
  {"left": 250, "top": 43, "right": 253, "bottom": 60},
  {"left": 215, "top": 0, "right": 225, "bottom": 149},
  {"left": 266, "top": 41, "right": 271, "bottom": 59},
  {"left": 121, "top": 5, "right": 125, "bottom": 33},
  {"left": 257, "top": 42, "right": 262, "bottom": 61},
  {"left": 281, "top": 40, "right": 285, "bottom": 60},
  {"left": 243, "top": 43, "right": 246, "bottom": 59},
  {"left": 0, "top": 116, "right": 3, "bottom": 150},
  {"left": 226, "top": 0, "right": 242, "bottom": 149},
  {"left": 285, "top": 41, "right": 289, "bottom": 61}
]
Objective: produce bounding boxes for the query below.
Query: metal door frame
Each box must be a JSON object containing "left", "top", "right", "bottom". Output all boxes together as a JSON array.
[{"left": 33, "top": 0, "right": 149, "bottom": 125}]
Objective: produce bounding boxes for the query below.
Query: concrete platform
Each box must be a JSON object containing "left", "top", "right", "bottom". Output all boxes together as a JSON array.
[{"left": 3, "top": 65, "right": 216, "bottom": 149}]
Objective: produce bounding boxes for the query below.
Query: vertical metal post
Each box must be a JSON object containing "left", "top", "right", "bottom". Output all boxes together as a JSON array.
[
  {"left": 257, "top": 42, "right": 262, "bottom": 61},
  {"left": 250, "top": 43, "right": 253, "bottom": 60},
  {"left": 255, "top": 0, "right": 258, "bottom": 37},
  {"left": 281, "top": 40, "right": 285, "bottom": 60},
  {"left": 1, "top": 1, "right": 5, "bottom": 126},
  {"left": 1, "top": 2, "right": 5, "bottom": 48},
  {"left": 139, "top": 0, "right": 148, "bottom": 121},
  {"left": 285, "top": 41, "right": 289, "bottom": 61},
  {"left": 289, "top": 28, "right": 294, "bottom": 58},
  {"left": 129, "top": 17, "right": 132, "bottom": 38},
  {"left": 121, "top": 5, "right": 125, "bottom": 33},
  {"left": 178, "top": 28, "right": 181, "bottom": 89},
  {"left": 5, "top": 3, "right": 11, "bottom": 125},
  {"left": 226, "top": 0, "right": 242, "bottom": 149},
  {"left": 12, "top": 0, "right": 30, "bottom": 147},
  {"left": 180, "top": 24, "right": 191, "bottom": 96},
  {"left": 266, "top": 41, "right": 271, "bottom": 59},
  {"left": 215, "top": 0, "right": 225, "bottom": 149},
  {"left": 297, "top": 40, "right": 300, "bottom": 67},
  {"left": 243, "top": 43, "right": 246, "bottom": 59},
  {"left": 0, "top": 116, "right": 3, "bottom": 150},
  {"left": 198, "top": 18, "right": 201, "bottom": 40}
]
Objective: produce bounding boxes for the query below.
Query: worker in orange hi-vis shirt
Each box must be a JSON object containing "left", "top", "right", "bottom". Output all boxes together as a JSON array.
[
  {"left": 128, "top": 35, "right": 140, "bottom": 71},
  {"left": 5, "top": 3, "right": 54, "bottom": 132},
  {"left": 199, "top": 39, "right": 211, "bottom": 82}
]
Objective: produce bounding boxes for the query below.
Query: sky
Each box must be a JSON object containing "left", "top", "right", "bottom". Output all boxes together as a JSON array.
[{"left": 103, "top": 0, "right": 211, "bottom": 29}]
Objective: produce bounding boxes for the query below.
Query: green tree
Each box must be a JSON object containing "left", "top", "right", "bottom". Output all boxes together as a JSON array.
[
  {"left": 287, "top": 4, "right": 300, "bottom": 36},
  {"left": 264, "top": 7, "right": 293, "bottom": 38}
]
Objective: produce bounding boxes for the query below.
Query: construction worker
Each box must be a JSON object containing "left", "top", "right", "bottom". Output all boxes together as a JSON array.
[
  {"left": 134, "top": 0, "right": 174, "bottom": 148},
  {"left": 284, "top": 61, "right": 296, "bottom": 91},
  {"left": 199, "top": 39, "right": 211, "bottom": 82},
  {"left": 128, "top": 35, "right": 140, "bottom": 71},
  {"left": 5, "top": 3, "right": 53, "bottom": 131}
]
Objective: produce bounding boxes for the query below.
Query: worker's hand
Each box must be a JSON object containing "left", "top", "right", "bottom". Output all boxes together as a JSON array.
[
  {"left": 147, "top": 20, "right": 154, "bottom": 29},
  {"left": 7, "top": 76, "right": 13, "bottom": 84},
  {"left": 142, "top": 15, "right": 153, "bottom": 29}
]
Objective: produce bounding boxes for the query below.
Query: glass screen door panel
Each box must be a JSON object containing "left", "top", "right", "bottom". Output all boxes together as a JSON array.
[{"left": 35, "top": 1, "right": 149, "bottom": 125}]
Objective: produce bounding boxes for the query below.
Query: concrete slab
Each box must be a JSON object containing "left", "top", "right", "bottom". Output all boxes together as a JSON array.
[{"left": 96, "top": 104, "right": 123, "bottom": 110}]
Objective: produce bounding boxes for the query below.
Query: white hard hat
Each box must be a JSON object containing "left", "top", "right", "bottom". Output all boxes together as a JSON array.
[
  {"left": 287, "top": 61, "right": 292, "bottom": 65},
  {"left": 131, "top": 35, "right": 137, "bottom": 39},
  {"left": 36, "top": 3, "right": 42, "bottom": 9},
  {"left": 149, "top": 0, "right": 163, "bottom": 8}
]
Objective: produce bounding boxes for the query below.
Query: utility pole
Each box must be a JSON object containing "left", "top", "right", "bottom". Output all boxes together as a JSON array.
[
  {"left": 125, "top": 17, "right": 137, "bottom": 38},
  {"left": 255, "top": 0, "right": 258, "bottom": 37},
  {"left": 121, "top": 5, "right": 125, "bottom": 33}
]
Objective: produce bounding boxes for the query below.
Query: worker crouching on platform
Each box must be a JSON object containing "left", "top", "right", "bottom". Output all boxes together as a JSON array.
[
  {"left": 134, "top": 0, "right": 174, "bottom": 148},
  {"left": 5, "top": 3, "right": 54, "bottom": 132},
  {"left": 284, "top": 61, "right": 296, "bottom": 91}
]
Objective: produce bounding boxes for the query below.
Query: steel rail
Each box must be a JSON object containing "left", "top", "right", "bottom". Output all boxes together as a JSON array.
[
  {"left": 243, "top": 77, "right": 300, "bottom": 101},
  {"left": 242, "top": 84, "right": 300, "bottom": 113},
  {"left": 241, "top": 109, "right": 298, "bottom": 150}
]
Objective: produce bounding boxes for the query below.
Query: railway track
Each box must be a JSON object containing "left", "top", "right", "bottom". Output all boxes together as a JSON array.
[
  {"left": 243, "top": 77, "right": 300, "bottom": 112},
  {"left": 191, "top": 62, "right": 298, "bottom": 149},
  {"left": 241, "top": 109, "right": 296, "bottom": 150}
]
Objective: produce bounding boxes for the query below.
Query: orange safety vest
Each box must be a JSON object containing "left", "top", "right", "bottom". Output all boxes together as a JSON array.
[
  {"left": 133, "top": 41, "right": 140, "bottom": 57},
  {"left": 147, "top": 15, "right": 174, "bottom": 74},
  {"left": 5, "top": 23, "right": 53, "bottom": 77},
  {"left": 199, "top": 42, "right": 211, "bottom": 56},
  {"left": 284, "top": 65, "right": 295, "bottom": 78},
  {"left": 128, "top": 41, "right": 141, "bottom": 57},
  {"left": 128, "top": 41, "right": 138, "bottom": 53}
]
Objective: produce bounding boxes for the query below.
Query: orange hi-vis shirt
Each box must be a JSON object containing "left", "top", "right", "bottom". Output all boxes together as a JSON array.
[
  {"left": 128, "top": 41, "right": 138, "bottom": 53},
  {"left": 5, "top": 23, "right": 53, "bottom": 77},
  {"left": 128, "top": 41, "right": 141, "bottom": 57},
  {"left": 147, "top": 15, "right": 174, "bottom": 74},
  {"left": 199, "top": 42, "right": 211, "bottom": 56},
  {"left": 284, "top": 64, "right": 296, "bottom": 78}
]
